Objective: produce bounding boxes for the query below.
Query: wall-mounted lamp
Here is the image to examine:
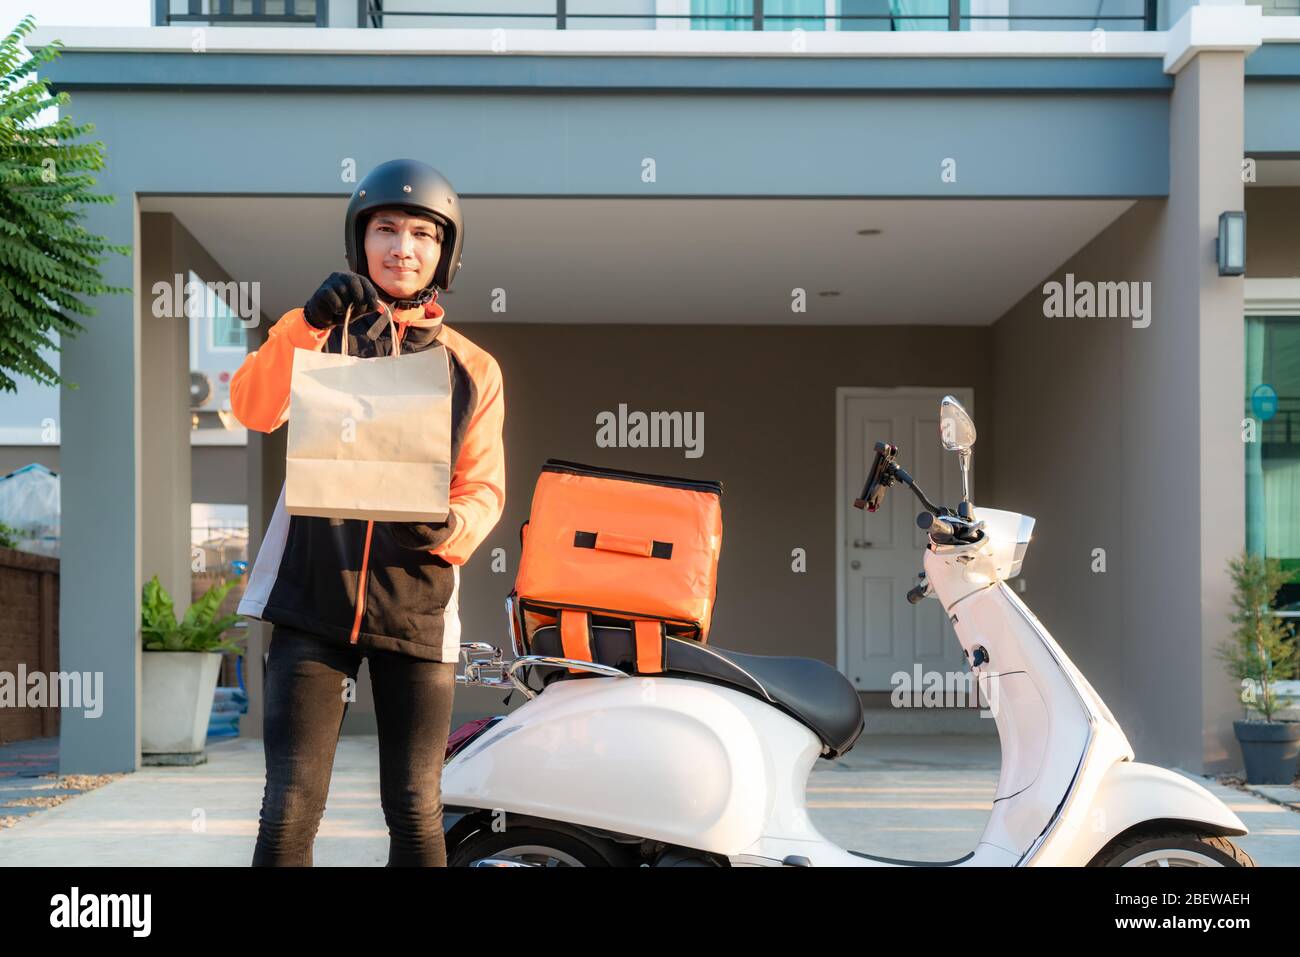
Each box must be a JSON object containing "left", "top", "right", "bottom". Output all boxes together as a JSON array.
[{"left": 1217, "top": 211, "right": 1246, "bottom": 276}]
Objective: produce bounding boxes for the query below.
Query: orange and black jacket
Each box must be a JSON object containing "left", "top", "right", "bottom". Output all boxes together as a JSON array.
[{"left": 231, "top": 298, "right": 505, "bottom": 661}]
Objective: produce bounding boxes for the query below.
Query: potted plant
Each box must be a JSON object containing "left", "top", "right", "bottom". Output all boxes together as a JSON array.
[
  {"left": 1219, "top": 552, "right": 1300, "bottom": 785},
  {"left": 140, "top": 575, "right": 244, "bottom": 764}
]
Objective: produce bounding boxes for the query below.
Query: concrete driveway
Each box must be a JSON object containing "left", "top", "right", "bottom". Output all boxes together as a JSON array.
[{"left": 0, "top": 733, "right": 1296, "bottom": 866}]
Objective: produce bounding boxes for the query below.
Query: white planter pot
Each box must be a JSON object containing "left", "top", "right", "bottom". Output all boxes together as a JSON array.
[{"left": 141, "top": 651, "right": 223, "bottom": 755}]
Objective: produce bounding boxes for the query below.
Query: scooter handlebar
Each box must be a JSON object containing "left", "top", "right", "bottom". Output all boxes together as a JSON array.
[
  {"left": 916, "top": 511, "right": 982, "bottom": 545},
  {"left": 916, "top": 512, "right": 954, "bottom": 537}
]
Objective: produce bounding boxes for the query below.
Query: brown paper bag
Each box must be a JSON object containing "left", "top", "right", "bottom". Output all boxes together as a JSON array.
[{"left": 285, "top": 304, "right": 452, "bottom": 522}]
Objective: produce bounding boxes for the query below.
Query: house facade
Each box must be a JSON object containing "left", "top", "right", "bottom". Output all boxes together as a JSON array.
[{"left": 9, "top": 0, "right": 1300, "bottom": 775}]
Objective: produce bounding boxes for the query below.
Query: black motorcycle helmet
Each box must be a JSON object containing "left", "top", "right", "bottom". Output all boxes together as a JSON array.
[{"left": 344, "top": 159, "right": 464, "bottom": 299}]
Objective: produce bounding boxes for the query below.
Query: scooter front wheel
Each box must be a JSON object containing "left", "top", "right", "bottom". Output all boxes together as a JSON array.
[
  {"left": 448, "top": 826, "right": 626, "bottom": 868},
  {"left": 1088, "top": 829, "right": 1256, "bottom": 867}
]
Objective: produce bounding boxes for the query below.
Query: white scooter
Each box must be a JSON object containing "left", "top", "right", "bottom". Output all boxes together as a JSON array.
[{"left": 441, "top": 396, "right": 1253, "bottom": 867}]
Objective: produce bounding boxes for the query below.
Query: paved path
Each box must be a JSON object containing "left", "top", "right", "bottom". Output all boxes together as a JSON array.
[
  {"left": 0, "top": 738, "right": 97, "bottom": 830},
  {"left": 809, "top": 737, "right": 1300, "bottom": 866},
  {"left": 0, "top": 734, "right": 1295, "bottom": 866}
]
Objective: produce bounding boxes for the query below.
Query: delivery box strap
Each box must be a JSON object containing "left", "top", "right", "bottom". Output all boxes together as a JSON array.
[
  {"left": 573, "top": 530, "right": 673, "bottom": 560},
  {"left": 555, "top": 609, "right": 667, "bottom": 675},
  {"left": 558, "top": 609, "right": 594, "bottom": 675},
  {"left": 632, "top": 619, "right": 666, "bottom": 674}
]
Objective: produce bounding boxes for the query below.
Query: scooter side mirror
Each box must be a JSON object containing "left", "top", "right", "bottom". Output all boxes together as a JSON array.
[
  {"left": 939, "top": 396, "right": 975, "bottom": 511},
  {"left": 939, "top": 396, "right": 976, "bottom": 453}
]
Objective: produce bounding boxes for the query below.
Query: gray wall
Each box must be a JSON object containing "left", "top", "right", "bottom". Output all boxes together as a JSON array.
[
  {"left": 442, "top": 321, "right": 996, "bottom": 716},
  {"left": 1246, "top": 186, "right": 1300, "bottom": 277},
  {"left": 990, "top": 53, "right": 1248, "bottom": 774},
  {"left": 38, "top": 89, "right": 1170, "bottom": 202},
  {"left": 193, "top": 447, "right": 246, "bottom": 505},
  {"left": 0, "top": 447, "right": 59, "bottom": 477}
]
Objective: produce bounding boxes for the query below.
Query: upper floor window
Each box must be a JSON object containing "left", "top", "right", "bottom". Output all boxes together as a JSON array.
[
  {"left": 1248, "top": 1, "right": 1300, "bottom": 17},
  {"left": 194, "top": 0, "right": 1159, "bottom": 31},
  {"left": 156, "top": 0, "right": 322, "bottom": 27},
  {"left": 685, "top": 1, "right": 1155, "bottom": 32},
  {"left": 1245, "top": 315, "right": 1300, "bottom": 603}
]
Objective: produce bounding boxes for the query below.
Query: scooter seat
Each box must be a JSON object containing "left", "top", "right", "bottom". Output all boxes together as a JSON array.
[{"left": 528, "top": 625, "right": 865, "bottom": 757}]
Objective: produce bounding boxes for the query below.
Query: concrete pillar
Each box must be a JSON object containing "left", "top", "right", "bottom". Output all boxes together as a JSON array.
[
  {"left": 139, "top": 214, "right": 193, "bottom": 621},
  {"left": 988, "top": 50, "right": 1251, "bottom": 773},
  {"left": 1170, "top": 51, "right": 1249, "bottom": 771},
  {"left": 60, "top": 211, "right": 195, "bottom": 773},
  {"left": 58, "top": 199, "right": 139, "bottom": 773}
]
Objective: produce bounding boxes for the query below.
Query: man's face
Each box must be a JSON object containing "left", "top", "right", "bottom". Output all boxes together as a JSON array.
[{"left": 363, "top": 209, "right": 442, "bottom": 300}]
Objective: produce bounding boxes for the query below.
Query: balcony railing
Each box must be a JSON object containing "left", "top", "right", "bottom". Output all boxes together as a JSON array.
[
  {"left": 355, "top": 2, "right": 1159, "bottom": 32},
  {"left": 1250, "top": 1, "right": 1300, "bottom": 16},
  {"left": 155, "top": 0, "right": 327, "bottom": 26},
  {"left": 1256, "top": 396, "right": 1300, "bottom": 447},
  {"left": 154, "top": 1, "right": 1165, "bottom": 32}
]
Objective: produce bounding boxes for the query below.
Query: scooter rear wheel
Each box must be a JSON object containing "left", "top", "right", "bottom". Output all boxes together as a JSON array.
[
  {"left": 448, "top": 826, "right": 625, "bottom": 867},
  {"left": 1088, "top": 829, "right": 1256, "bottom": 867}
]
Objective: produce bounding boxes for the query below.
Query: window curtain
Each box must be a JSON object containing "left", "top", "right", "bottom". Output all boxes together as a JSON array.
[
  {"left": 1264, "top": 318, "right": 1300, "bottom": 561},
  {"left": 1265, "top": 460, "right": 1300, "bottom": 560},
  {"left": 1246, "top": 315, "right": 1267, "bottom": 557},
  {"left": 1247, "top": 315, "right": 1300, "bottom": 563},
  {"left": 890, "top": 0, "right": 962, "bottom": 31},
  {"left": 690, "top": 0, "right": 827, "bottom": 30},
  {"left": 690, "top": 0, "right": 752, "bottom": 30},
  {"left": 767, "top": 0, "right": 828, "bottom": 30},
  {"left": 690, "top": 1, "right": 968, "bottom": 31}
]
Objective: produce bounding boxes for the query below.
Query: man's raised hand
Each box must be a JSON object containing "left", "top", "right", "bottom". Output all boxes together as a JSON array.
[{"left": 303, "top": 272, "right": 383, "bottom": 330}]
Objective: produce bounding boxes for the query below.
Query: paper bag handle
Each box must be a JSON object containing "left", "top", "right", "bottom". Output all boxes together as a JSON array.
[{"left": 336, "top": 301, "right": 400, "bottom": 358}]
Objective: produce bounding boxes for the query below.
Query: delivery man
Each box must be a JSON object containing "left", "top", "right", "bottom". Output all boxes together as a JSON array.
[{"left": 230, "top": 159, "right": 505, "bottom": 867}]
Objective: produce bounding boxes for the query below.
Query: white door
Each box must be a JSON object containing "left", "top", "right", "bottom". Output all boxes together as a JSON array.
[{"left": 839, "top": 389, "right": 972, "bottom": 691}]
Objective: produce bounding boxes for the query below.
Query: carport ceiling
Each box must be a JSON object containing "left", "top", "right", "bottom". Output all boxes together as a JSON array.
[{"left": 141, "top": 196, "right": 1135, "bottom": 326}]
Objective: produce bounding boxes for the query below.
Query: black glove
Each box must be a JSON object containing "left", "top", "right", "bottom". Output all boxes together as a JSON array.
[{"left": 303, "top": 272, "right": 383, "bottom": 330}]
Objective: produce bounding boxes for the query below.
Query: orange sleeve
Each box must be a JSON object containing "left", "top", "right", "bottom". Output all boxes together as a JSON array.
[
  {"left": 229, "top": 308, "right": 330, "bottom": 433},
  {"left": 434, "top": 351, "right": 506, "bottom": 566}
]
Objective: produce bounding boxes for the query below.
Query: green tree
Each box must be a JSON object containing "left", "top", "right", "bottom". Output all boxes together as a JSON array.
[
  {"left": 1219, "top": 551, "right": 1299, "bottom": 723},
  {"left": 0, "top": 14, "right": 129, "bottom": 394}
]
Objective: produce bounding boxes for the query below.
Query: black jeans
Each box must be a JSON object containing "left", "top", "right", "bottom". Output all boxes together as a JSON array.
[{"left": 251, "top": 624, "right": 456, "bottom": 867}]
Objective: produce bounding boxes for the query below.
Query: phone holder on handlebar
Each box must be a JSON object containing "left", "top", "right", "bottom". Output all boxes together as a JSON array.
[
  {"left": 854, "top": 442, "right": 898, "bottom": 512},
  {"left": 853, "top": 442, "right": 944, "bottom": 517}
]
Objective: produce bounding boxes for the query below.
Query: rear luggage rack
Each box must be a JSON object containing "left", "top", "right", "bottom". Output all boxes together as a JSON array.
[
  {"left": 516, "top": 596, "right": 702, "bottom": 638},
  {"left": 455, "top": 640, "right": 629, "bottom": 701}
]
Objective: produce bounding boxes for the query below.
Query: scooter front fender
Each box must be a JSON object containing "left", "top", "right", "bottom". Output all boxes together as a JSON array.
[{"left": 1029, "top": 760, "right": 1248, "bottom": 866}]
